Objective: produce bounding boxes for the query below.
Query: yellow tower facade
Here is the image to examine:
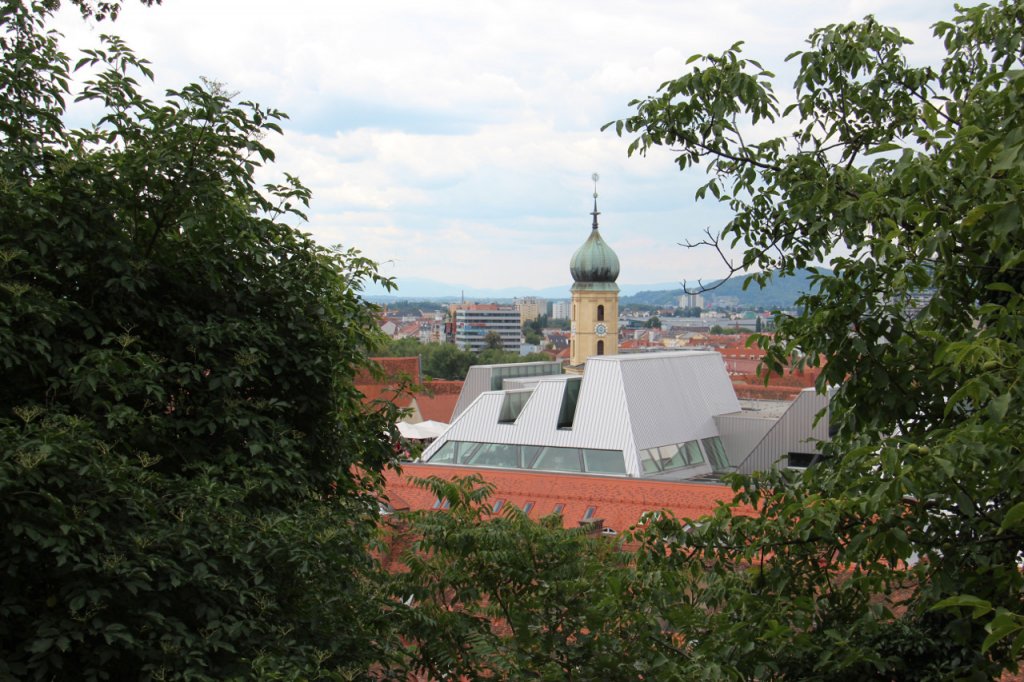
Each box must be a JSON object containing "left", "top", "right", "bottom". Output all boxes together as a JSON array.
[{"left": 569, "top": 184, "right": 620, "bottom": 367}]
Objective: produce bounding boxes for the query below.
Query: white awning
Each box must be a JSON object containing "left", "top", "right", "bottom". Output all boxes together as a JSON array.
[{"left": 398, "top": 420, "right": 449, "bottom": 440}]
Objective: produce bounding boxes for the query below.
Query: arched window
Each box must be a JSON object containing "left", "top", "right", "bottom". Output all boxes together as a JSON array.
[
  {"left": 597, "top": 340, "right": 605, "bottom": 355},
  {"left": 597, "top": 304, "right": 605, "bottom": 321}
]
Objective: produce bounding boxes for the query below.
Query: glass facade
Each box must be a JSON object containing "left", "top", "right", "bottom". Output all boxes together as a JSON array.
[
  {"left": 639, "top": 436, "right": 730, "bottom": 474},
  {"left": 498, "top": 390, "right": 533, "bottom": 423},
  {"left": 489, "top": 362, "right": 562, "bottom": 390},
  {"left": 426, "top": 440, "right": 626, "bottom": 475},
  {"left": 557, "top": 378, "right": 582, "bottom": 429}
]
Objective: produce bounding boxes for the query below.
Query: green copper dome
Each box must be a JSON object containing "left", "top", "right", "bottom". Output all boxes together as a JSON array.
[{"left": 570, "top": 199, "right": 620, "bottom": 284}]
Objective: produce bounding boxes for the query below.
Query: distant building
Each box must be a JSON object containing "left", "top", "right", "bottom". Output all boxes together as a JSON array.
[
  {"left": 451, "top": 303, "right": 522, "bottom": 353},
  {"left": 550, "top": 300, "right": 571, "bottom": 320},
  {"left": 680, "top": 292, "right": 704, "bottom": 309},
  {"left": 514, "top": 297, "right": 545, "bottom": 322}
]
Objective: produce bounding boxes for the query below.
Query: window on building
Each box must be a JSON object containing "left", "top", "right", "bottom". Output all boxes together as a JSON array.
[
  {"left": 522, "top": 501, "right": 535, "bottom": 514},
  {"left": 582, "top": 448, "right": 627, "bottom": 474},
  {"left": 432, "top": 498, "right": 442, "bottom": 510},
  {"left": 532, "top": 446, "right": 583, "bottom": 473},
  {"left": 638, "top": 448, "right": 661, "bottom": 473},
  {"left": 498, "top": 390, "right": 532, "bottom": 423},
  {"left": 701, "top": 436, "right": 730, "bottom": 471},
  {"left": 582, "top": 506, "right": 597, "bottom": 521},
  {"left": 493, "top": 499, "right": 504, "bottom": 513},
  {"left": 553, "top": 503, "right": 565, "bottom": 514},
  {"left": 462, "top": 442, "right": 519, "bottom": 468},
  {"left": 557, "top": 377, "right": 582, "bottom": 429},
  {"left": 597, "top": 304, "right": 605, "bottom": 321},
  {"left": 682, "top": 441, "right": 704, "bottom": 465},
  {"left": 597, "top": 340, "right": 604, "bottom": 355}
]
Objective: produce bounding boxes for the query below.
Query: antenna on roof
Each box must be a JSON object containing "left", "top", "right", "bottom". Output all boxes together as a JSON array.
[{"left": 591, "top": 172, "right": 600, "bottom": 230}]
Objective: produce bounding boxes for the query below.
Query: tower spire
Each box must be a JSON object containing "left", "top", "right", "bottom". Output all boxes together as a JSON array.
[{"left": 591, "top": 172, "right": 600, "bottom": 230}]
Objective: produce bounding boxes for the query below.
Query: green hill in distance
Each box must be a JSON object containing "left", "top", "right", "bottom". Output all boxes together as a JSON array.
[{"left": 623, "top": 269, "right": 833, "bottom": 309}]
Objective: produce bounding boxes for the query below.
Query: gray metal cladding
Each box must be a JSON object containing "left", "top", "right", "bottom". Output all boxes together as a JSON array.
[
  {"left": 423, "top": 352, "right": 747, "bottom": 480},
  {"left": 728, "top": 389, "right": 831, "bottom": 474}
]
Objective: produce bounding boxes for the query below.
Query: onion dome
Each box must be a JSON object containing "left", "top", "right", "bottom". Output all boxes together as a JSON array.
[{"left": 570, "top": 193, "right": 620, "bottom": 284}]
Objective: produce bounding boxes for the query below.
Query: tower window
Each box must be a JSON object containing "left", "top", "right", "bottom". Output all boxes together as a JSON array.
[
  {"left": 597, "top": 340, "right": 605, "bottom": 355},
  {"left": 597, "top": 305, "right": 604, "bottom": 321}
]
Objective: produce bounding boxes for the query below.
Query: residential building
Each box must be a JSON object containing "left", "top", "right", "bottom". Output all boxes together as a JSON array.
[
  {"left": 514, "top": 297, "right": 545, "bottom": 322},
  {"left": 680, "top": 292, "right": 704, "bottom": 309},
  {"left": 451, "top": 303, "right": 522, "bottom": 353},
  {"left": 550, "top": 300, "right": 571, "bottom": 320}
]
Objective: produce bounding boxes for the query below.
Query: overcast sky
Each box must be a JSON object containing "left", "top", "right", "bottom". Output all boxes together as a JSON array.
[{"left": 56, "top": 0, "right": 957, "bottom": 294}]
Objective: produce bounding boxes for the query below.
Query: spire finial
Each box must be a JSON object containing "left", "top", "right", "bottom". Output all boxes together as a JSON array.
[{"left": 591, "top": 172, "right": 600, "bottom": 230}]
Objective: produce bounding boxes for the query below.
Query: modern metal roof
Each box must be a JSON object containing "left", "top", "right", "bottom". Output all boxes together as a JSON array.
[{"left": 421, "top": 351, "right": 743, "bottom": 480}]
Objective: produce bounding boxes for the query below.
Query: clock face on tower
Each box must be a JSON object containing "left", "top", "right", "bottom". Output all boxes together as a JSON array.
[{"left": 594, "top": 322, "right": 608, "bottom": 337}]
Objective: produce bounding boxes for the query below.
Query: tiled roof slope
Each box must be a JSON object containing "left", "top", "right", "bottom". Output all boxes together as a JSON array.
[
  {"left": 417, "top": 380, "right": 463, "bottom": 423},
  {"left": 384, "top": 463, "right": 744, "bottom": 536}
]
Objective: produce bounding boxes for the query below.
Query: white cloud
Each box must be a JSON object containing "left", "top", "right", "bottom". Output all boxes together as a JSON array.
[{"left": 53, "top": 0, "right": 959, "bottom": 291}]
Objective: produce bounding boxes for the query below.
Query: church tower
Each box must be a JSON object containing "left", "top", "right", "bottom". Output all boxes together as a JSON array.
[{"left": 569, "top": 175, "right": 620, "bottom": 367}]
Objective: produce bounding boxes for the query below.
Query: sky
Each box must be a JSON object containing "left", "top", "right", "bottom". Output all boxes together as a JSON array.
[{"left": 55, "top": 0, "right": 957, "bottom": 295}]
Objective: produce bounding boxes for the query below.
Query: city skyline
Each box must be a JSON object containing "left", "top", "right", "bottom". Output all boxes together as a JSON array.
[{"left": 56, "top": 0, "right": 954, "bottom": 292}]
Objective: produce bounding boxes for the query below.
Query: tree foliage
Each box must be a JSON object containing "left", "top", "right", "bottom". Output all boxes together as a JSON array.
[
  {"left": 599, "top": 0, "right": 1024, "bottom": 677},
  {"left": 378, "top": 337, "right": 549, "bottom": 380},
  {"left": 1, "top": 3, "right": 400, "bottom": 678},
  {"left": 384, "top": 477, "right": 704, "bottom": 681},
  {"left": 371, "top": 2, "right": 1023, "bottom": 679}
]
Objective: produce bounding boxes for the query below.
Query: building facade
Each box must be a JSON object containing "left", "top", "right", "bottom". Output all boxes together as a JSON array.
[
  {"left": 550, "top": 300, "right": 571, "bottom": 320},
  {"left": 514, "top": 297, "right": 545, "bottom": 322},
  {"left": 452, "top": 304, "right": 522, "bottom": 353},
  {"left": 680, "top": 292, "right": 704, "bottom": 309}
]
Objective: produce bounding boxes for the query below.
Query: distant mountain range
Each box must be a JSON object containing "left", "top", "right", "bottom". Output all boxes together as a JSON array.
[
  {"left": 361, "top": 276, "right": 689, "bottom": 301},
  {"left": 623, "top": 269, "right": 832, "bottom": 309},
  {"left": 363, "top": 270, "right": 832, "bottom": 310}
]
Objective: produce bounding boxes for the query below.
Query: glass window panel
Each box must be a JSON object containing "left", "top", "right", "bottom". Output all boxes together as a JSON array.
[
  {"left": 557, "top": 378, "right": 582, "bottom": 429},
  {"left": 702, "top": 437, "right": 730, "bottom": 471},
  {"left": 493, "top": 499, "right": 504, "bottom": 513},
  {"left": 683, "top": 441, "right": 705, "bottom": 465},
  {"left": 582, "top": 506, "right": 596, "bottom": 521},
  {"left": 522, "top": 502, "right": 535, "bottom": 514},
  {"left": 531, "top": 446, "right": 583, "bottom": 472},
  {"left": 639, "top": 448, "right": 662, "bottom": 473},
  {"left": 498, "top": 390, "right": 532, "bottom": 423},
  {"left": 427, "top": 441, "right": 458, "bottom": 464},
  {"left": 583, "top": 449, "right": 627, "bottom": 474},
  {"left": 463, "top": 442, "right": 518, "bottom": 468},
  {"left": 657, "top": 444, "right": 685, "bottom": 470},
  {"left": 553, "top": 503, "right": 565, "bottom": 514},
  {"left": 521, "top": 446, "right": 542, "bottom": 469}
]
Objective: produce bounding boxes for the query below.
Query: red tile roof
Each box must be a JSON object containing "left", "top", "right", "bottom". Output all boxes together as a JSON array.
[
  {"left": 356, "top": 357, "right": 421, "bottom": 409},
  {"left": 355, "top": 357, "right": 421, "bottom": 385},
  {"left": 417, "top": 380, "right": 463, "bottom": 423},
  {"left": 384, "top": 464, "right": 744, "bottom": 536}
]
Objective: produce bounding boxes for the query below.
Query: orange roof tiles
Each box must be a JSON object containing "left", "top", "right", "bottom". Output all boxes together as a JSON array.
[
  {"left": 384, "top": 463, "right": 744, "bottom": 535},
  {"left": 417, "top": 380, "right": 463, "bottom": 423}
]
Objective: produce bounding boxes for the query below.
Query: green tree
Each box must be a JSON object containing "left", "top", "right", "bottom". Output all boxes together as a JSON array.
[
  {"left": 644, "top": 315, "right": 662, "bottom": 329},
  {"left": 385, "top": 477, "right": 701, "bottom": 680},
  {"left": 1, "top": 3, "right": 399, "bottom": 678},
  {"left": 483, "top": 330, "right": 503, "bottom": 350},
  {"left": 605, "top": 0, "right": 1024, "bottom": 677}
]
